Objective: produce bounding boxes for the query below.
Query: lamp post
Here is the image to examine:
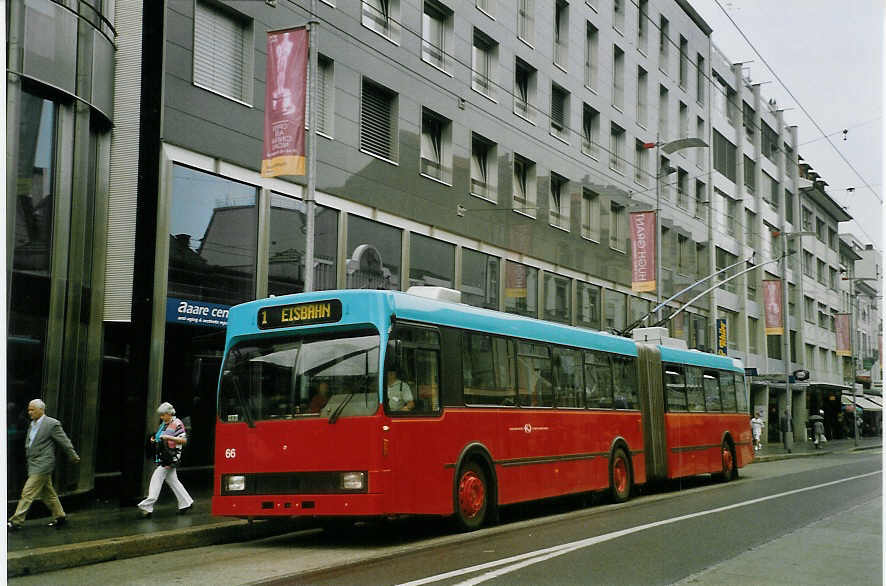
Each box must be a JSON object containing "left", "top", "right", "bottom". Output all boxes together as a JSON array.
[
  {"left": 645, "top": 137, "right": 709, "bottom": 321},
  {"left": 773, "top": 229, "right": 814, "bottom": 444}
]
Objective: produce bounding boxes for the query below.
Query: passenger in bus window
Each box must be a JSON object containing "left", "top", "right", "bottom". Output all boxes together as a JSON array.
[
  {"left": 308, "top": 381, "right": 331, "bottom": 413},
  {"left": 386, "top": 370, "right": 414, "bottom": 411}
]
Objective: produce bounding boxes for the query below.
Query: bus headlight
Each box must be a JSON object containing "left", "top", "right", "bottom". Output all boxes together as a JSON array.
[
  {"left": 226, "top": 475, "right": 246, "bottom": 491},
  {"left": 341, "top": 471, "right": 365, "bottom": 490}
]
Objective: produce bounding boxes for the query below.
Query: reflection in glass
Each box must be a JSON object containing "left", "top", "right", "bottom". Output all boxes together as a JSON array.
[
  {"left": 461, "top": 249, "right": 499, "bottom": 310},
  {"left": 409, "top": 233, "right": 454, "bottom": 288},
  {"left": 576, "top": 281, "right": 601, "bottom": 330},
  {"left": 504, "top": 261, "right": 538, "bottom": 318},
  {"left": 629, "top": 297, "right": 649, "bottom": 328},
  {"left": 168, "top": 165, "right": 257, "bottom": 306},
  {"left": 604, "top": 289, "right": 626, "bottom": 331},
  {"left": 8, "top": 92, "right": 56, "bottom": 494},
  {"left": 346, "top": 215, "right": 401, "bottom": 290},
  {"left": 268, "top": 194, "right": 339, "bottom": 295},
  {"left": 543, "top": 273, "right": 571, "bottom": 323}
]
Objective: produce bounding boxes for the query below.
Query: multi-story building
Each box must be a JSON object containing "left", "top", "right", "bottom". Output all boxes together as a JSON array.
[{"left": 6, "top": 0, "right": 879, "bottom": 501}]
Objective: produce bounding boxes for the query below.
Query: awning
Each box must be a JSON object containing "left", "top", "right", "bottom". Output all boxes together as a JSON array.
[{"left": 841, "top": 394, "right": 883, "bottom": 412}]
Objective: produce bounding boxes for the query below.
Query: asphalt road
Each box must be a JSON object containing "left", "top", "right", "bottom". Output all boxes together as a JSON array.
[{"left": 10, "top": 451, "right": 881, "bottom": 585}]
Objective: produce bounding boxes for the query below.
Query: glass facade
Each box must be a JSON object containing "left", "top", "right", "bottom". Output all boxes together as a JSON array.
[
  {"left": 347, "top": 215, "right": 402, "bottom": 290},
  {"left": 543, "top": 273, "right": 571, "bottom": 323},
  {"left": 409, "top": 233, "right": 454, "bottom": 288},
  {"left": 504, "top": 261, "right": 538, "bottom": 317},
  {"left": 461, "top": 248, "right": 500, "bottom": 309},
  {"left": 605, "top": 290, "right": 627, "bottom": 331},
  {"left": 268, "top": 194, "right": 339, "bottom": 295},
  {"left": 576, "top": 281, "right": 602, "bottom": 330}
]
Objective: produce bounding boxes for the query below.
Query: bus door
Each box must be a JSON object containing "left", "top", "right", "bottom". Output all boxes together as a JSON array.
[
  {"left": 635, "top": 344, "right": 667, "bottom": 481},
  {"left": 384, "top": 323, "right": 446, "bottom": 514}
]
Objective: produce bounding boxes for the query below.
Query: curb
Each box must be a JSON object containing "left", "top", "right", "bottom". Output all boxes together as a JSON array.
[
  {"left": 7, "top": 518, "right": 296, "bottom": 578},
  {"left": 752, "top": 443, "right": 881, "bottom": 463}
]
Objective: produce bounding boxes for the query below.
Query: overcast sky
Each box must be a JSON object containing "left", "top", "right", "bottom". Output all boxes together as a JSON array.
[{"left": 689, "top": 0, "right": 883, "bottom": 250}]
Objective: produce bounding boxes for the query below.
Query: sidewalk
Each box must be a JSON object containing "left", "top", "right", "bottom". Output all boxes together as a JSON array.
[{"left": 7, "top": 436, "right": 882, "bottom": 578}]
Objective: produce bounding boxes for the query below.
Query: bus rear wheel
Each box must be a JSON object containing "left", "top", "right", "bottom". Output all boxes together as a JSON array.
[
  {"left": 609, "top": 447, "right": 633, "bottom": 504},
  {"left": 454, "top": 461, "right": 488, "bottom": 531},
  {"left": 718, "top": 439, "right": 738, "bottom": 481}
]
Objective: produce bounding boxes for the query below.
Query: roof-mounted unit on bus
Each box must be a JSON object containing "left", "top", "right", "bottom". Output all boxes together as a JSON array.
[
  {"left": 405, "top": 286, "right": 462, "bottom": 304},
  {"left": 632, "top": 327, "right": 688, "bottom": 349}
]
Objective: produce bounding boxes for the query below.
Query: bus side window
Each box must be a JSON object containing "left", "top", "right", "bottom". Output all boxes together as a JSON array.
[
  {"left": 685, "top": 367, "right": 706, "bottom": 412},
  {"left": 552, "top": 347, "right": 583, "bottom": 408},
  {"left": 664, "top": 365, "right": 688, "bottom": 412},
  {"left": 584, "top": 350, "right": 613, "bottom": 409},
  {"left": 612, "top": 356, "right": 637, "bottom": 409},
  {"left": 703, "top": 371, "right": 722, "bottom": 412},
  {"left": 734, "top": 373, "right": 748, "bottom": 412},
  {"left": 719, "top": 370, "right": 737, "bottom": 412},
  {"left": 414, "top": 348, "right": 440, "bottom": 412},
  {"left": 516, "top": 342, "right": 553, "bottom": 407}
]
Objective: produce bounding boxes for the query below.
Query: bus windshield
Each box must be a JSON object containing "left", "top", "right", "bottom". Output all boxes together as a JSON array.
[{"left": 218, "top": 329, "right": 380, "bottom": 422}]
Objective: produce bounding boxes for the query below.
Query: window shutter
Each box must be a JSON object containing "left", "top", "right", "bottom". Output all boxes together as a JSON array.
[
  {"left": 551, "top": 88, "right": 564, "bottom": 129},
  {"left": 317, "top": 59, "right": 330, "bottom": 133},
  {"left": 361, "top": 82, "right": 393, "bottom": 159},
  {"left": 194, "top": 2, "right": 248, "bottom": 101}
]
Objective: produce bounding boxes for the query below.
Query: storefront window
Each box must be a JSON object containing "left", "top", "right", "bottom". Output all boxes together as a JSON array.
[
  {"left": 409, "top": 233, "right": 454, "bottom": 288},
  {"left": 167, "top": 165, "right": 258, "bottom": 306},
  {"left": 8, "top": 92, "right": 57, "bottom": 493},
  {"left": 629, "top": 297, "right": 650, "bottom": 329},
  {"left": 543, "top": 273, "right": 571, "bottom": 323},
  {"left": 576, "top": 281, "right": 601, "bottom": 330},
  {"left": 504, "top": 261, "right": 538, "bottom": 318},
  {"left": 604, "top": 290, "right": 627, "bottom": 331},
  {"left": 346, "top": 215, "right": 401, "bottom": 290},
  {"left": 461, "top": 248, "right": 500, "bottom": 310},
  {"left": 268, "top": 194, "right": 339, "bottom": 295}
]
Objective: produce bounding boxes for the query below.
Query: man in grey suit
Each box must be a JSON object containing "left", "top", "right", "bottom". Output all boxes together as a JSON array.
[{"left": 7, "top": 399, "right": 80, "bottom": 531}]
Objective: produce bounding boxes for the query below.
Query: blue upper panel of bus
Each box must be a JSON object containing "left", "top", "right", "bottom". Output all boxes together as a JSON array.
[
  {"left": 659, "top": 345, "right": 743, "bottom": 373},
  {"left": 226, "top": 290, "right": 638, "bottom": 357}
]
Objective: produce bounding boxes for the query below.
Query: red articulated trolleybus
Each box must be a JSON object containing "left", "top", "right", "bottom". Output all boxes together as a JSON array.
[{"left": 212, "top": 287, "right": 752, "bottom": 530}]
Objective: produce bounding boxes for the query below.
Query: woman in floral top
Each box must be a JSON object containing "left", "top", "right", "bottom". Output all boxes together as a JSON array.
[{"left": 137, "top": 402, "right": 194, "bottom": 518}]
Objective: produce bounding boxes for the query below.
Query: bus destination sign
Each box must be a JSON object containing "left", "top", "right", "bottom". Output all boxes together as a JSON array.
[{"left": 258, "top": 299, "right": 342, "bottom": 329}]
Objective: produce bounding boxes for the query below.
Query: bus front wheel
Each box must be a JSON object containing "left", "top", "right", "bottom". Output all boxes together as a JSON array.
[
  {"left": 609, "top": 447, "right": 633, "bottom": 504},
  {"left": 454, "top": 461, "right": 488, "bottom": 531},
  {"left": 719, "top": 439, "right": 738, "bottom": 481}
]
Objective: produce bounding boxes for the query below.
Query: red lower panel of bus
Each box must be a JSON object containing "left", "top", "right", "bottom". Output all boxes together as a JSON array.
[
  {"left": 212, "top": 408, "right": 653, "bottom": 519},
  {"left": 664, "top": 413, "right": 754, "bottom": 478}
]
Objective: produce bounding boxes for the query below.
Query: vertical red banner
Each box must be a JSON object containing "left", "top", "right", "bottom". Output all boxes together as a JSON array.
[
  {"left": 262, "top": 27, "right": 308, "bottom": 177},
  {"left": 835, "top": 313, "right": 851, "bottom": 356},
  {"left": 630, "top": 211, "right": 656, "bottom": 292},
  {"left": 762, "top": 279, "right": 783, "bottom": 335}
]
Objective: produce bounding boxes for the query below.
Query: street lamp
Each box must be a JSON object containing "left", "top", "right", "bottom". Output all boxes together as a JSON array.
[
  {"left": 645, "top": 137, "right": 709, "bottom": 320},
  {"left": 771, "top": 229, "right": 814, "bottom": 446}
]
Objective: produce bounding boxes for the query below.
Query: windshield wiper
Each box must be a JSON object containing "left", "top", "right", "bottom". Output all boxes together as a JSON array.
[
  {"left": 328, "top": 391, "right": 355, "bottom": 424},
  {"left": 224, "top": 371, "right": 255, "bottom": 428}
]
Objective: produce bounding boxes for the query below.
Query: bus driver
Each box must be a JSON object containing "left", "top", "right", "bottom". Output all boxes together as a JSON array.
[{"left": 386, "top": 370, "right": 414, "bottom": 411}]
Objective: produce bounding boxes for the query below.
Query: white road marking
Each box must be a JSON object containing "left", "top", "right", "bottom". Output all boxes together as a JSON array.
[{"left": 399, "top": 470, "right": 880, "bottom": 586}]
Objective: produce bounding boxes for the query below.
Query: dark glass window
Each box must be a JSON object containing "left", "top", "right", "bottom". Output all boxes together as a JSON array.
[
  {"left": 543, "top": 273, "right": 571, "bottom": 323},
  {"left": 387, "top": 324, "right": 441, "bottom": 414},
  {"left": 409, "top": 233, "right": 454, "bottom": 288},
  {"left": 552, "top": 347, "right": 583, "bottom": 407},
  {"left": 346, "top": 215, "right": 401, "bottom": 290},
  {"left": 168, "top": 165, "right": 257, "bottom": 305},
  {"left": 685, "top": 366, "right": 705, "bottom": 412},
  {"left": 461, "top": 248, "right": 500, "bottom": 310},
  {"left": 268, "top": 194, "right": 339, "bottom": 295},
  {"left": 612, "top": 355, "right": 638, "bottom": 409},
  {"left": 734, "top": 373, "right": 748, "bottom": 413},
  {"left": 664, "top": 365, "right": 687, "bottom": 411},
  {"left": 703, "top": 371, "right": 722, "bottom": 411},
  {"left": 720, "top": 371, "right": 737, "bottom": 412},
  {"left": 462, "top": 333, "right": 514, "bottom": 406},
  {"left": 576, "top": 281, "right": 601, "bottom": 330},
  {"left": 504, "top": 261, "right": 538, "bottom": 317},
  {"left": 516, "top": 341, "right": 553, "bottom": 407},
  {"left": 584, "top": 350, "right": 613, "bottom": 408}
]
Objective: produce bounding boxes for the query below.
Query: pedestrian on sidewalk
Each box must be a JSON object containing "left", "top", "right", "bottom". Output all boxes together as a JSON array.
[
  {"left": 750, "top": 414, "right": 764, "bottom": 451},
  {"left": 812, "top": 413, "right": 826, "bottom": 449},
  {"left": 779, "top": 408, "right": 793, "bottom": 453},
  {"left": 137, "top": 402, "right": 194, "bottom": 518},
  {"left": 7, "top": 399, "right": 81, "bottom": 532}
]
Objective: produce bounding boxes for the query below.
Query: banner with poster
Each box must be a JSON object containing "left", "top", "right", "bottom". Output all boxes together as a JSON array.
[
  {"left": 835, "top": 313, "right": 851, "bottom": 356},
  {"left": 261, "top": 27, "right": 308, "bottom": 177},
  {"left": 630, "top": 211, "right": 656, "bottom": 292},
  {"left": 716, "top": 318, "right": 727, "bottom": 356},
  {"left": 762, "top": 279, "right": 783, "bottom": 335}
]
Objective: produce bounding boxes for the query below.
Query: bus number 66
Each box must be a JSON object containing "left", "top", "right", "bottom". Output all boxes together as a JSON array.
[{"left": 225, "top": 448, "right": 237, "bottom": 459}]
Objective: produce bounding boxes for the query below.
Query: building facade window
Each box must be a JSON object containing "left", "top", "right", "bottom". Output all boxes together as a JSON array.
[
  {"left": 637, "top": 66, "right": 648, "bottom": 125},
  {"left": 677, "top": 168, "right": 689, "bottom": 209},
  {"left": 554, "top": 0, "right": 568, "bottom": 68},
  {"left": 576, "top": 281, "right": 601, "bottom": 329},
  {"left": 803, "top": 250, "right": 814, "bottom": 278},
  {"left": 549, "top": 173, "right": 570, "bottom": 230},
  {"left": 346, "top": 215, "right": 401, "bottom": 290},
  {"left": 504, "top": 261, "right": 538, "bottom": 317},
  {"left": 713, "top": 130, "right": 736, "bottom": 181},
  {"left": 612, "top": 0, "right": 625, "bottom": 31},
  {"left": 314, "top": 56, "right": 334, "bottom": 136},
  {"left": 609, "top": 123, "right": 625, "bottom": 172},
  {"left": 743, "top": 155, "right": 755, "bottom": 194},
  {"left": 748, "top": 317, "right": 759, "bottom": 353},
  {"left": 658, "top": 84, "right": 669, "bottom": 139},
  {"left": 585, "top": 22, "right": 599, "bottom": 90},
  {"left": 513, "top": 153, "right": 537, "bottom": 216},
  {"left": 420, "top": 107, "right": 452, "bottom": 183},
  {"left": 517, "top": 0, "right": 534, "bottom": 45},
  {"left": 612, "top": 45, "right": 625, "bottom": 109},
  {"left": 637, "top": 0, "right": 648, "bottom": 51},
  {"left": 422, "top": 1, "right": 451, "bottom": 71},
  {"left": 409, "top": 233, "right": 454, "bottom": 288},
  {"left": 609, "top": 201, "right": 627, "bottom": 251},
  {"left": 679, "top": 36, "right": 688, "bottom": 88},
  {"left": 679, "top": 101, "right": 688, "bottom": 139},
  {"left": 193, "top": 0, "right": 253, "bottom": 103},
  {"left": 470, "top": 133, "right": 497, "bottom": 201},
  {"left": 471, "top": 29, "right": 497, "bottom": 98},
  {"left": 634, "top": 140, "right": 649, "bottom": 185},
  {"left": 360, "top": 79, "right": 398, "bottom": 161},
  {"left": 461, "top": 248, "right": 500, "bottom": 310},
  {"left": 696, "top": 117, "right": 706, "bottom": 168},
  {"left": 582, "top": 103, "right": 600, "bottom": 158},
  {"left": 514, "top": 58, "right": 536, "bottom": 121},
  {"left": 696, "top": 54, "right": 705, "bottom": 104},
  {"left": 550, "top": 84, "right": 570, "bottom": 141},
  {"left": 268, "top": 194, "right": 339, "bottom": 295},
  {"left": 695, "top": 180, "right": 706, "bottom": 218},
  {"left": 362, "top": 0, "right": 400, "bottom": 41},
  {"left": 605, "top": 289, "right": 627, "bottom": 331},
  {"left": 581, "top": 188, "right": 601, "bottom": 241},
  {"left": 543, "top": 273, "right": 571, "bottom": 323},
  {"left": 659, "top": 16, "right": 669, "bottom": 74}
]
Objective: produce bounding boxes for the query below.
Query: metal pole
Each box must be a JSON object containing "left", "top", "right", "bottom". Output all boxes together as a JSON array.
[
  {"left": 851, "top": 279, "right": 859, "bottom": 446},
  {"left": 304, "top": 6, "right": 318, "bottom": 292},
  {"left": 655, "top": 135, "right": 662, "bottom": 321},
  {"left": 781, "top": 229, "right": 792, "bottom": 441}
]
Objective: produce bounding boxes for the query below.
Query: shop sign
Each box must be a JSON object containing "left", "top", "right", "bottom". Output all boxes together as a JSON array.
[
  {"left": 166, "top": 297, "right": 230, "bottom": 328},
  {"left": 716, "top": 318, "right": 727, "bottom": 356}
]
